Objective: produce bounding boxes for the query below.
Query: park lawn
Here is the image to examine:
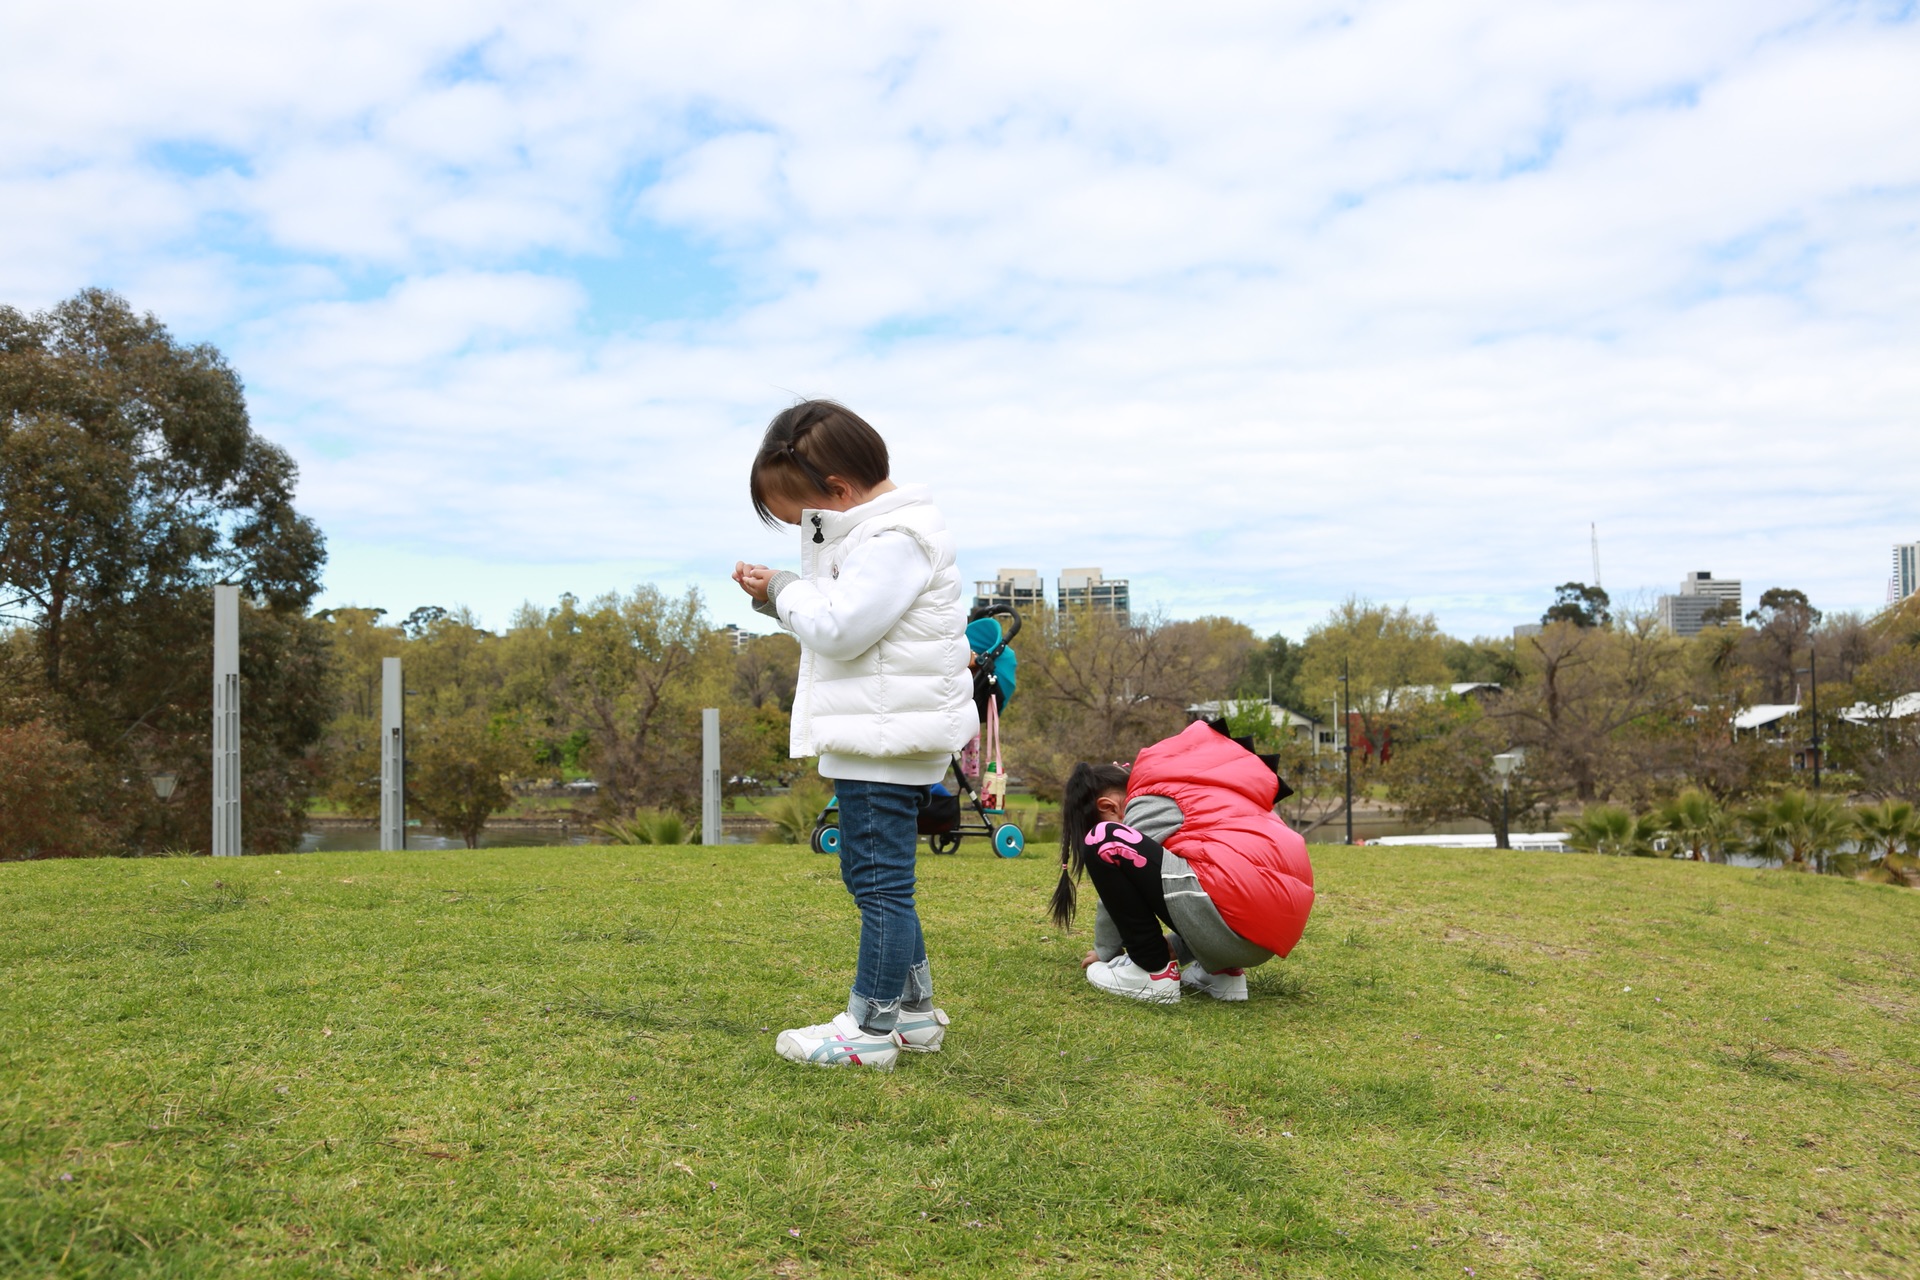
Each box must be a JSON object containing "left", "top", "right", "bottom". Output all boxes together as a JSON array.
[{"left": 1, "top": 846, "right": 1915, "bottom": 1279}]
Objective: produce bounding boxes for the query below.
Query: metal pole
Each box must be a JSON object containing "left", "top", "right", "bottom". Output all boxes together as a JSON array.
[
  {"left": 1342, "top": 656, "right": 1354, "bottom": 846},
  {"left": 701, "top": 707, "right": 721, "bottom": 847},
  {"left": 380, "top": 657, "right": 405, "bottom": 851},
  {"left": 211, "top": 585, "right": 241, "bottom": 857},
  {"left": 1809, "top": 651, "right": 1821, "bottom": 791},
  {"left": 1501, "top": 775, "right": 1511, "bottom": 850}
]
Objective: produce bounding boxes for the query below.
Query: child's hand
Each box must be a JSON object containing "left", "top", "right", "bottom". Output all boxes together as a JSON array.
[
  {"left": 733, "top": 561, "right": 773, "bottom": 603},
  {"left": 1081, "top": 949, "right": 1100, "bottom": 970}
]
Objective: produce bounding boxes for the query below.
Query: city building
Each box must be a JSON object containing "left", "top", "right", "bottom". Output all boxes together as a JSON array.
[
  {"left": 972, "top": 568, "right": 1046, "bottom": 615},
  {"left": 1656, "top": 571, "right": 1742, "bottom": 637},
  {"left": 1058, "top": 567, "right": 1130, "bottom": 618},
  {"left": 1512, "top": 623, "right": 1543, "bottom": 639},
  {"left": 719, "top": 623, "right": 758, "bottom": 653},
  {"left": 1893, "top": 542, "right": 1920, "bottom": 603}
]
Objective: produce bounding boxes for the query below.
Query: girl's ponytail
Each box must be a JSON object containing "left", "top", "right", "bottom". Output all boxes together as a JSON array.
[{"left": 1049, "top": 761, "right": 1131, "bottom": 929}]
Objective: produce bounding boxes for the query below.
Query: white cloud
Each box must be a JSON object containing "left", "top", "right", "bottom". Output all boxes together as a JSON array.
[{"left": 1, "top": 0, "right": 1916, "bottom": 637}]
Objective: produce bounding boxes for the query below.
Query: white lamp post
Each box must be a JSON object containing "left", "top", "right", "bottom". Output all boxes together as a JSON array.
[
  {"left": 212, "top": 584, "right": 241, "bottom": 857},
  {"left": 1491, "top": 752, "right": 1519, "bottom": 850}
]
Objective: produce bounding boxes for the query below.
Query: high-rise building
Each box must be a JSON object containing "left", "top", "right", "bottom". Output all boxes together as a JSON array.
[
  {"left": 973, "top": 568, "right": 1046, "bottom": 615},
  {"left": 1656, "top": 571, "right": 1743, "bottom": 637},
  {"left": 1893, "top": 542, "right": 1920, "bottom": 603},
  {"left": 1058, "top": 567, "right": 1130, "bottom": 619}
]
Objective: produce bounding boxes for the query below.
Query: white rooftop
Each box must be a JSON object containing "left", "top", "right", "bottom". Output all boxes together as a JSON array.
[{"left": 1731, "top": 704, "right": 1800, "bottom": 730}]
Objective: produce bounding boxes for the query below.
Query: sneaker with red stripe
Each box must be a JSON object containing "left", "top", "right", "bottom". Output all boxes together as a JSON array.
[
  {"left": 774, "top": 1012, "right": 904, "bottom": 1070},
  {"left": 1085, "top": 953, "right": 1181, "bottom": 1003}
]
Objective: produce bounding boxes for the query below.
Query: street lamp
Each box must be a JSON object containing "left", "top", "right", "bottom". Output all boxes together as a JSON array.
[
  {"left": 1339, "top": 657, "right": 1354, "bottom": 845},
  {"left": 1794, "top": 656, "right": 1821, "bottom": 790},
  {"left": 1491, "top": 753, "right": 1518, "bottom": 850},
  {"left": 149, "top": 771, "right": 180, "bottom": 802}
]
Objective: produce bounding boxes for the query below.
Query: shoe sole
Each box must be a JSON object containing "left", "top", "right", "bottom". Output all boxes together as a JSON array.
[
  {"left": 774, "top": 1033, "right": 900, "bottom": 1070},
  {"left": 1087, "top": 975, "right": 1180, "bottom": 1004},
  {"left": 898, "top": 1034, "right": 943, "bottom": 1053},
  {"left": 1182, "top": 981, "right": 1248, "bottom": 1002}
]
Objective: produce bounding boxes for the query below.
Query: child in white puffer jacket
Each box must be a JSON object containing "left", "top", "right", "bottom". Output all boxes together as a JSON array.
[{"left": 733, "top": 399, "right": 974, "bottom": 1070}]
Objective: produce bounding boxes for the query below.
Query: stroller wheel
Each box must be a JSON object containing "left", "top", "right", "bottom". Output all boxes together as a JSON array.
[
  {"left": 994, "top": 825, "right": 1026, "bottom": 858},
  {"left": 929, "top": 832, "right": 961, "bottom": 856},
  {"left": 811, "top": 824, "right": 841, "bottom": 856}
]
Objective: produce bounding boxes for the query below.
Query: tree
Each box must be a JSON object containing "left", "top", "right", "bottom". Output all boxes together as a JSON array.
[
  {"left": 1651, "top": 788, "right": 1733, "bottom": 862},
  {"left": 0, "top": 719, "right": 110, "bottom": 858},
  {"left": 1234, "top": 631, "right": 1306, "bottom": 712},
  {"left": 1299, "top": 599, "right": 1450, "bottom": 763},
  {"left": 1001, "top": 607, "right": 1254, "bottom": 799},
  {"left": 1543, "top": 583, "right": 1611, "bottom": 629},
  {"left": 1565, "top": 804, "right": 1660, "bottom": 856},
  {"left": 734, "top": 633, "right": 800, "bottom": 711},
  {"left": 409, "top": 712, "right": 523, "bottom": 848},
  {"left": 543, "top": 585, "right": 732, "bottom": 816},
  {"left": 1493, "top": 619, "right": 1686, "bottom": 803},
  {"left": 1743, "top": 588, "right": 1821, "bottom": 703},
  {"left": 1382, "top": 696, "right": 1550, "bottom": 848},
  {"left": 1852, "top": 799, "right": 1920, "bottom": 884},
  {"left": 1741, "top": 790, "right": 1851, "bottom": 872},
  {"left": 0, "top": 289, "right": 323, "bottom": 690},
  {"left": 0, "top": 290, "right": 328, "bottom": 854}
]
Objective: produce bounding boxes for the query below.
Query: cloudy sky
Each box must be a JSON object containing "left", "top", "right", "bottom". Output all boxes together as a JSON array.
[{"left": 4, "top": 1, "right": 1916, "bottom": 638}]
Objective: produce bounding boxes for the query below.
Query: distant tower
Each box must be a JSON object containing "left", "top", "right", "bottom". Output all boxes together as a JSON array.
[
  {"left": 1590, "top": 523, "right": 1602, "bottom": 590},
  {"left": 1894, "top": 542, "right": 1920, "bottom": 603}
]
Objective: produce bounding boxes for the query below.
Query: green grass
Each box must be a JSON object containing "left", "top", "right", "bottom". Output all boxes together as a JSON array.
[{"left": 2, "top": 846, "right": 1916, "bottom": 1278}]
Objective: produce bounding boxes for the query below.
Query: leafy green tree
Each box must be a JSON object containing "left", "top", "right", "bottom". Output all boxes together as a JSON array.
[
  {"left": 1298, "top": 598, "right": 1449, "bottom": 773},
  {"left": 0, "top": 289, "right": 322, "bottom": 689},
  {"left": 0, "top": 290, "right": 327, "bottom": 853},
  {"left": 1382, "top": 696, "right": 1549, "bottom": 848},
  {"left": 1851, "top": 799, "right": 1920, "bottom": 884},
  {"left": 409, "top": 712, "right": 524, "bottom": 848},
  {"left": 1743, "top": 587, "right": 1821, "bottom": 703},
  {"left": 1651, "top": 788, "right": 1732, "bottom": 863},
  {"left": 1565, "top": 804, "right": 1660, "bottom": 856},
  {"left": 1234, "top": 631, "right": 1306, "bottom": 712},
  {"left": 542, "top": 585, "right": 732, "bottom": 817},
  {"left": 1543, "top": 583, "right": 1611, "bottom": 629},
  {"left": 1741, "top": 790, "right": 1852, "bottom": 872}
]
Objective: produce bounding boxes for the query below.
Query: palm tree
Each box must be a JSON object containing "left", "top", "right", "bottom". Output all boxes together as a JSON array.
[
  {"left": 1852, "top": 799, "right": 1920, "bottom": 885},
  {"left": 1566, "top": 804, "right": 1661, "bottom": 857},
  {"left": 1653, "top": 788, "right": 1732, "bottom": 862},
  {"left": 1742, "top": 790, "right": 1853, "bottom": 873}
]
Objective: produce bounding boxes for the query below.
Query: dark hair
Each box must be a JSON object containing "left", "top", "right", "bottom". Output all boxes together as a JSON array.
[
  {"left": 1048, "top": 761, "right": 1131, "bottom": 929},
  {"left": 749, "top": 399, "right": 891, "bottom": 527}
]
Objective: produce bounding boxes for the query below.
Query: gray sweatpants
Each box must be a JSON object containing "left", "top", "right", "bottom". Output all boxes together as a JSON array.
[{"left": 1091, "top": 794, "right": 1275, "bottom": 972}]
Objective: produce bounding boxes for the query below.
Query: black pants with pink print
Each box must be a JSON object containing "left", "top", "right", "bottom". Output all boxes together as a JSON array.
[{"left": 1081, "top": 821, "right": 1174, "bottom": 971}]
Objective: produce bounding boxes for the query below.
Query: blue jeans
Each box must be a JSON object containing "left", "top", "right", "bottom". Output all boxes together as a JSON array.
[{"left": 834, "top": 779, "right": 934, "bottom": 1032}]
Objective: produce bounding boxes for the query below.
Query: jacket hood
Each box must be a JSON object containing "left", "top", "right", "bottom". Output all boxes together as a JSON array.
[{"left": 1131, "top": 721, "right": 1278, "bottom": 809}]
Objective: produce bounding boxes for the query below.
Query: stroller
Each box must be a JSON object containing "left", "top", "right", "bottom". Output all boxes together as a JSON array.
[{"left": 810, "top": 604, "right": 1025, "bottom": 858}]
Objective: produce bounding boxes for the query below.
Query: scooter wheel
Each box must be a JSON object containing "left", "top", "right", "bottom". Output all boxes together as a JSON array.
[
  {"left": 994, "top": 825, "right": 1025, "bottom": 858},
  {"left": 811, "top": 824, "right": 840, "bottom": 855}
]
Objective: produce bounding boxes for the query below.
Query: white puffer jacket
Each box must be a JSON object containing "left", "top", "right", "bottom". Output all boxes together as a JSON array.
[{"left": 771, "top": 485, "right": 973, "bottom": 783}]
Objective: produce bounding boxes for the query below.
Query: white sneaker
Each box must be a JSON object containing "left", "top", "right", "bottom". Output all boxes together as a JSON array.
[
  {"left": 1181, "top": 963, "right": 1248, "bottom": 1002},
  {"left": 895, "top": 1007, "right": 949, "bottom": 1053},
  {"left": 1086, "top": 954, "right": 1181, "bottom": 1003},
  {"left": 774, "top": 1012, "right": 903, "bottom": 1070}
]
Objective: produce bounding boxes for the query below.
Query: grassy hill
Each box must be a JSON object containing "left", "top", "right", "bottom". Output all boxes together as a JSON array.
[{"left": 2, "top": 843, "right": 1915, "bottom": 1278}]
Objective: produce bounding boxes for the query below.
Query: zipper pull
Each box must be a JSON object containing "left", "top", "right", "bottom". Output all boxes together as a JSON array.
[{"left": 811, "top": 514, "right": 824, "bottom": 544}]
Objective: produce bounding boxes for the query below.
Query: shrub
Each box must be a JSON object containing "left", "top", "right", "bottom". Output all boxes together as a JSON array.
[
  {"left": 597, "top": 809, "right": 695, "bottom": 846},
  {"left": 0, "top": 719, "right": 111, "bottom": 859}
]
